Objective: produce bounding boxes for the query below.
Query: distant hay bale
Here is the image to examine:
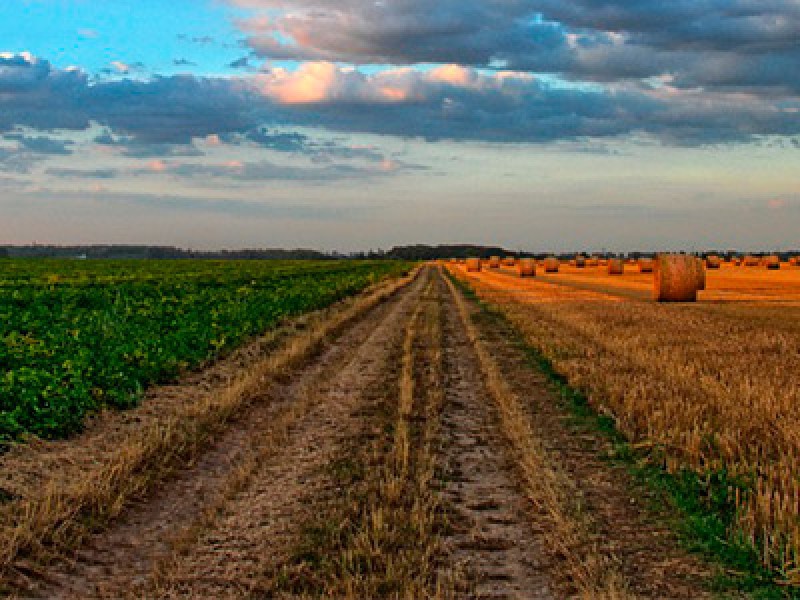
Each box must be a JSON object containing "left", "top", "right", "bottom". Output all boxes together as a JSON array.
[
  {"left": 638, "top": 259, "right": 654, "bottom": 273},
  {"left": 599, "top": 259, "right": 608, "bottom": 266},
  {"left": 543, "top": 257, "right": 560, "bottom": 273},
  {"left": 789, "top": 257, "right": 800, "bottom": 267},
  {"left": 518, "top": 258, "right": 536, "bottom": 277},
  {"left": 466, "top": 258, "right": 481, "bottom": 272},
  {"left": 586, "top": 258, "right": 599, "bottom": 267},
  {"left": 488, "top": 256, "right": 501, "bottom": 268},
  {"left": 575, "top": 256, "right": 586, "bottom": 268},
  {"left": 764, "top": 255, "right": 781, "bottom": 270},
  {"left": 705, "top": 255, "right": 721, "bottom": 269},
  {"left": 654, "top": 254, "right": 700, "bottom": 302},
  {"left": 503, "top": 257, "right": 516, "bottom": 266},
  {"left": 742, "top": 255, "right": 760, "bottom": 267},
  {"left": 607, "top": 258, "right": 624, "bottom": 275}
]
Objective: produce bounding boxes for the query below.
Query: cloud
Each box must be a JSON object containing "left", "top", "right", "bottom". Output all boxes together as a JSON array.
[
  {"left": 5, "top": 133, "right": 74, "bottom": 155},
  {"left": 1, "top": 50, "right": 799, "bottom": 160},
  {"left": 46, "top": 167, "right": 117, "bottom": 179},
  {"left": 231, "top": 0, "right": 800, "bottom": 94},
  {"left": 228, "top": 57, "right": 252, "bottom": 69},
  {"left": 252, "top": 61, "right": 800, "bottom": 145}
]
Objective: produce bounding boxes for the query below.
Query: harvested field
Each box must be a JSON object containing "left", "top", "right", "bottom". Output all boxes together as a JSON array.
[{"left": 449, "top": 259, "right": 800, "bottom": 583}]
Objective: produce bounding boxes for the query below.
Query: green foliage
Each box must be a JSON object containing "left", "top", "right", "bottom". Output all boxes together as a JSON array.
[{"left": 0, "top": 259, "right": 408, "bottom": 442}]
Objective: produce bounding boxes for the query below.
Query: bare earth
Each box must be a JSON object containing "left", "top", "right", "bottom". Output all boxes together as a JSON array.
[{"left": 4, "top": 266, "right": 717, "bottom": 599}]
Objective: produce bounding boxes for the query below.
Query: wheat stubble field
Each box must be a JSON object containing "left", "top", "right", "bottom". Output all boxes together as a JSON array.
[{"left": 0, "top": 259, "right": 798, "bottom": 598}]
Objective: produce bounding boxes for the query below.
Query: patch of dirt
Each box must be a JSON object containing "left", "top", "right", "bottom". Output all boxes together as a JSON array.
[
  {"left": 436, "top": 274, "right": 556, "bottom": 600},
  {"left": 16, "top": 272, "right": 428, "bottom": 599}
]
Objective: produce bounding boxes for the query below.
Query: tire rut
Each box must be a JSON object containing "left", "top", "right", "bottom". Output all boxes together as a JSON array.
[
  {"left": 454, "top": 271, "right": 715, "bottom": 598},
  {"left": 437, "top": 269, "right": 556, "bottom": 600},
  {"left": 142, "top": 268, "right": 430, "bottom": 599},
  {"left": 22, "top": 270, "right": 428, "bottom": 599}
]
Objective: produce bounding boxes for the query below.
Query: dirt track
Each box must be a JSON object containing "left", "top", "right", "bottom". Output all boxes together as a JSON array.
[{"left": 4, "top": 265, "right": 714, "bottom": 599}]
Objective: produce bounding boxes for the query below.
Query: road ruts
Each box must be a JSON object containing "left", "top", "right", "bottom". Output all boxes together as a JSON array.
[
  {"left": 22, "top": 268, "right": 429, "bottom": 599},
  {"left": 436, "top": 267, "right": 556, "bottom": 600}
]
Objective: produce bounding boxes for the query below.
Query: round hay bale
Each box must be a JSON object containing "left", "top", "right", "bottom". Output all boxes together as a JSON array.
[
  {"left": 764, "top": 255, "right": 780, "bottom": 270},
  {"left": 694, "top": 257, "right": 706, "bottom": 290},
  {"left": 705, "top": 255, "right": 721, "bottom": 269},
  {"left": 654, "top": 254, "right": 700, "bottom": 302},
  {"left": 607, "top": 258, "right": 624, "bottom": 275},
  {"left": 586, "top": 258, "right": 599, "bottom": 267},
  {"left": 518, "top": 258, "right": 536, "bottom": 277},
  {"left": 575, "top": 256, "right": 586, "bottom": 268},
  {"left": 503, "top": 257, "right": 516, "bottom": 266},
  {"left": 742, "top": 255, "right": 760, "bottom": 267},
  {"left": 638, "top": 259, "right": 654, "bottom": 273},
  {"left": 789, "top": 257, "right": 800, "bottom": 267},
  {"left": 465, "top": 258, "right": 482, "bottom": 272},
  {"left": 488, "top": 256, "right": 501, "bottom": 268},
  {"left": 543, "top": 257, "right": 560, "bottom": 273}
]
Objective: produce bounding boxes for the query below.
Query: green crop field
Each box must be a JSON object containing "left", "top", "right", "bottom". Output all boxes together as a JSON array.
[{"left": 0, "top": 259, "right": 409, "bottom": 443}]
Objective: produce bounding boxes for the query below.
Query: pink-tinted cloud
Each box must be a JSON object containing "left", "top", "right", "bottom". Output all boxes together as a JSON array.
[{"left": 253, "top": 61, "right": 535, "bottom": 105}]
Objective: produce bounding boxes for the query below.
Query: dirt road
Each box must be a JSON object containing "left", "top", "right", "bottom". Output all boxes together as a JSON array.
[{"left": 4, "top": 265, "right": 713, "bottom": 599}]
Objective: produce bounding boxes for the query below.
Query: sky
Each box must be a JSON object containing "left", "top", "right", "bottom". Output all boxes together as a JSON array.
[{"left": 0, "top": 0, "right": 798, "bottom": 252}]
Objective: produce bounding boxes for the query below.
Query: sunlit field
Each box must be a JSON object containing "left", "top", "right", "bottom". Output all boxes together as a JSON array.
[{"left": 448, "top": 259, "right": 800, "bottom": 577}]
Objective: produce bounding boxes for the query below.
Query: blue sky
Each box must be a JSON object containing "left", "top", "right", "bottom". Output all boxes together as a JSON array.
[
  {"left": 0, "top": 1, "right": 798, "bottom": 251},
  {"left": 0, "top": 1, "right": 248, "bottom": 75}
]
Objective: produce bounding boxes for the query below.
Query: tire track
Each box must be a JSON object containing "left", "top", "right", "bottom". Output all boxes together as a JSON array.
[
  {"left": 142, "top": 268, "right": 431, "bottom": 599},
  {"left": 20, "top": 269, "right": 428, "bottom": 599},
  {"left": 437, "top": 268, "right": 556, "bottom": 600}
]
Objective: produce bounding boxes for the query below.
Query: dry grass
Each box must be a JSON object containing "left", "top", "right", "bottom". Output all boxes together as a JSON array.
[
  {"left": 443, "top": 272, "right": 631, "bottom": 598},
  {"left": 0, "top": 268, "right": 419, "bottom": 582},
  {"left": 271, "top": 272, "right": 454, "bottom": 599},
  {"left": 449, "top": 262, "right": 800, "bottom": 581}
]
